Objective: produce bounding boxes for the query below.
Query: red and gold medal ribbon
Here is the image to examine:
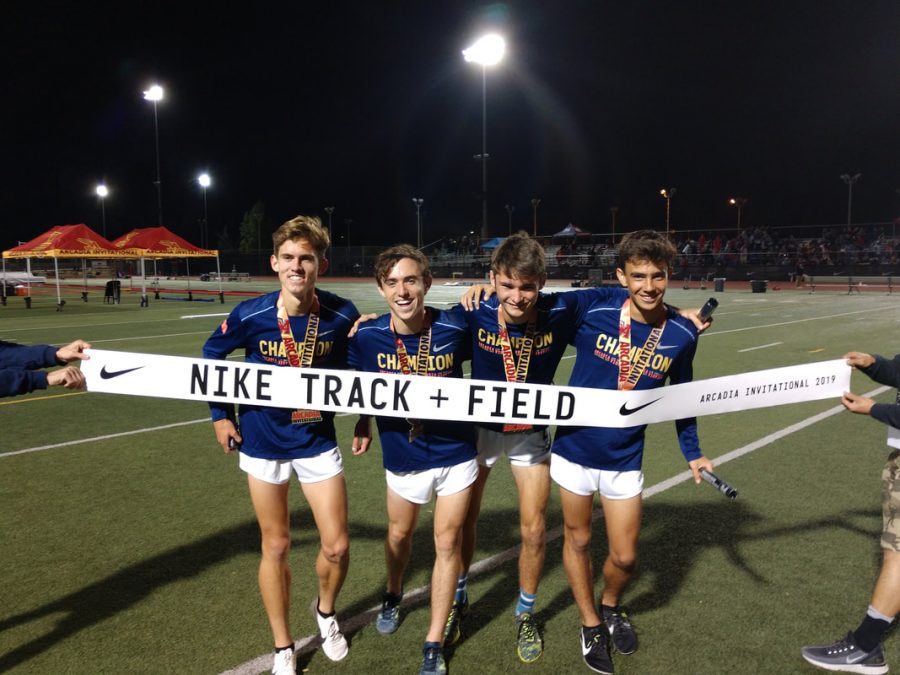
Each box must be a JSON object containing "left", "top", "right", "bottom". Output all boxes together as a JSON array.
[
  {"left": 277, "top": 291, "right": 323, "bottom": 424},
  {"left": 497, "top": 306, "right": 536, "bottom": 432},
  {"left": 390, "top": 310, "right": 432, "bottom": 442},
  {"left": 617, "top": 298, "right": 666, "bottom": 391}
]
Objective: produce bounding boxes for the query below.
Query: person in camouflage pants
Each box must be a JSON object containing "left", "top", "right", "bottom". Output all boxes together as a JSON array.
[{"left": 801, "top": 352, "right": 900, "bottom": 675}]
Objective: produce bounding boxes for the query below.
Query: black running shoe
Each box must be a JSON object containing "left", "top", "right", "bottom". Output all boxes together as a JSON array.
[
  {"left": 581, "top": 625, "right": 614, "bottom": 674},
  {"left": 800, "top": 632, "right": 888, "bottom": 674},
  {"left": 443, "top": 597, "right": 468, "bottom": 646},
  {"left": 601, "top": 606, "right": 637, "bottom": 655}
]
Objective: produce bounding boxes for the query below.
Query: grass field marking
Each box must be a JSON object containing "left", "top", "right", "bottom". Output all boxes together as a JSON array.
[
  {"left": 0, "top": 418, "right": 209, "bottom": 458},
  {"left": 0, "top": 409, "right": 363, "bottom": 459},
  {"left": 705, "top": 304, "right": 898, "bottom": 337},
  {"left": 181, "top": 312, "right": 229, "bottom": 319},
  {"left": 737, "top": 342, "right": 783, "bottom": 352},
  {"left": 222, "top": 387, "right": 891, "bottom": 675},
  {"left": 89, "top": 331, "right": 212, "bottom": 343},
  {"left": 0, "top": 391, "right": 86, "bottom": 406},
  {"left": 0, "top": 317, "right": 198, "bottom": 335},
  {"left": 645, "top": 385, "right": 890, "bottom": 498}
]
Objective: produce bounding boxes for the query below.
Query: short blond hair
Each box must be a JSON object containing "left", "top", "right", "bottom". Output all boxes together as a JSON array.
[{"left": 272, "top": 215, "right": 330, "bottom": 259}]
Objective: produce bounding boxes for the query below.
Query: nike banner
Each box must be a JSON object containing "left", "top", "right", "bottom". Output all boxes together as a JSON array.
[{"left": 81, "top": 349, "right": 850, "bottom": 429}]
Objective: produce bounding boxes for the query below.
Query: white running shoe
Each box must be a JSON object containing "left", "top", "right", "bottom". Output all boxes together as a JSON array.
[
  {"left": 312, "top": 601, "right": 349, "bottom": 661},
  {"left": 271, "top": 647, "right": 296, "bottom": 675}
]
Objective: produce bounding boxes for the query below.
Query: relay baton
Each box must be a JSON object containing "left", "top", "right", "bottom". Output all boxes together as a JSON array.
[
  {"left": 699, "top": 468, "right": 738, "bottom": 501},
  {"left": 697, "top": 297, "right": 718, "bottom": 322}
]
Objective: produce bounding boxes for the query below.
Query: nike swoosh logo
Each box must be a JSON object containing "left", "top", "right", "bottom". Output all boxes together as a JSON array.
[
  {"left": 318, "top": 329, "right": 334, "bottom": 337},
  {"left": 100, "top": 365, "right": 145, "bottom": 379},
  {"left": 657, "top": 345, "right": 678, "bottom": 350},
  {"left": 433, "top": 343, "right": 453, "bottom": 353},
  {"left": 619, "top": 398, "right": 662, "bottom": 416}
]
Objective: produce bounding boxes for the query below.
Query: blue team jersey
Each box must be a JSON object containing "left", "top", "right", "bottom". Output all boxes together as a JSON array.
[
  {"left": 552, "top": 295, "right": 701, "bottom": 471},
  {"left": 202, "top": 289, "right": 360, "bottom": 460},
  {"left": 348, "top": 306, "right": 476, "bottom": 472},
  {"left": 465, "top": 287, "right": 628, "bottom": 431}
]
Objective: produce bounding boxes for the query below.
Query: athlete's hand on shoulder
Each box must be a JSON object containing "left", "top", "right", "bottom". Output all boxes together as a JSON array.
[
  {"left": 351, "top": 415, "right": 372, "bottom": 455},
  {"left": 842, "top": 390, "right": 875, "bottom": 415},
  {"left": 460, "top": 284, "right": 494, "bottom": 311},
  {"left": 213, "top": 418, "right": 241, "bottom": 454},
  {"left": 347, "top": 314, "right": 378, "bottom": 338},
  {"left": 47, "top": 366, "right": 86, "bottom": 389},
  {"left": 56, "top": 339, "right": 91, "bottom": 363},
  {"left": 688, "top": 456, "right": 714, "bottom": 484},
  {"left": 844, "top": 351, "right": 875, "bottom": 370}
]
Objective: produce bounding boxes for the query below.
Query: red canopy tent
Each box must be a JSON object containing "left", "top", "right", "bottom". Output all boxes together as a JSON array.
[
  {"left": 2, "top": 224, "right": 132, "bottom": 308},
  {"left": 112, "top": 226, "right": 222, "bottom": 305}
]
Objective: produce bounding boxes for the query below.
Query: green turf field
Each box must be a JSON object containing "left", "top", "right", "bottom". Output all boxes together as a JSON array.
[{"left": 1, "top": 280, "right": 898, "bottom": 674}]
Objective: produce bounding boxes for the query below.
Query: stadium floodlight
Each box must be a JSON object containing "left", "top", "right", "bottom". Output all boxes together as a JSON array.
[
  {"left": 95, "top": 184, "right": 109, "bottom": 238},
  {"left": 142, "top": 84, "right": 165, "bottom": 228},
  {"left": 660, "top": 188, "right": 676, "bottom": 236},
  {"left": 463, "top": 33, "right": 506, "bottom": 239},
  {"left": 198, "top": 173, "right": 211, "bottom": 248}
]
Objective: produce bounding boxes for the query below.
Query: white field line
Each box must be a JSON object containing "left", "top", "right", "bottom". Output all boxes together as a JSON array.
[
  {"left": 702, "top": 305, "right": 898, "bottom": 336},
  {"left": 219, "top": 385, "right": 889, "bottom": 675},
  {"left": 737, "top": 342, "right": 783, "bottom": 353}
]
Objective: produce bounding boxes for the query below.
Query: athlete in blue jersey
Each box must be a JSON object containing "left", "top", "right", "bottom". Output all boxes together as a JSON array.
[
  {"left": 550, "top": 230, "right": 715, "bottom": 675},
  {"left": 449, "top": 233, "right": 629, "bottom": 664},
  {"left": 203, "top": 216, "right": 360, "bottom": 675},
  {"left": 349, "top": 245, "right": 477, "bottom": 675},
  {"left": 0, "top": 338, "right": 90, "bottom": 397}
]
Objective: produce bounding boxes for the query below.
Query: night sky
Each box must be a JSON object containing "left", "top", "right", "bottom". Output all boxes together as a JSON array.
[{"left": 2, "top": 1, "right": 898, "bottom": 251}]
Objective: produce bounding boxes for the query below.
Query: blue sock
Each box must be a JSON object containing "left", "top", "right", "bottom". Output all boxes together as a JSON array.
[
  {"left": 516, "top": 589, "right": 537, "bottom": 616},
  {"left": 454, "top": 575, "right": 468, "bottom": 604}
]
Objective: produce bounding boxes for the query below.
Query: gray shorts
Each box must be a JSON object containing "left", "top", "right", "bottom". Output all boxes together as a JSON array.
[{"left": 476, "top": 427, "right": 551, "bottom": 468}]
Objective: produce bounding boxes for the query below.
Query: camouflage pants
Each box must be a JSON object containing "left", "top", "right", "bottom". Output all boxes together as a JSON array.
[{"left": 881, "top": 450, "right": 900, "bottom": 552}]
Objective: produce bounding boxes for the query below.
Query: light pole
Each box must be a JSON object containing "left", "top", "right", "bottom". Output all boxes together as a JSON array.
[
  {"left": 198, "top": 173, "right": 211, "bottom": 248},
  {"left": 728, "top": 196, "right": 747, "bottom": 232},
  {"left": 95, "top": 184, "right": 109, "bottom": 238},
  {"left": 840, "top": 173, "right": 862, "bottom": 226},
  {"left": 463, "top": 33, "right": 506, "bottom": 240},
  {"left": 531, "top": 198, "right": 541, "bottom": 236},
  {"left": 505, "top": 204, "right": 515, "bottom": 235},
  {"left": 609, "top": 206, "right": 618, "bottom": 245},
  {"left": 412, "top": 198, "right": 424, "bottom": 249},
  {"left": 324, "top": 206, "right": 334, "bottom": 263},
  {"left": 142, "top": 84, "right": 164, "bottom": 226},
  {"left": 660, "top": 187, "right": 676, "bottom": 237}
]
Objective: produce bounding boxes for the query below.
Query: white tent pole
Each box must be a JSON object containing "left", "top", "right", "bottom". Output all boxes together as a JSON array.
[
  {"left": 140, "top": 257, "right": 148, "bottom": 307},
  {"left": 25, "top": 257, "right": 32, "bottom": 309},
  {"left": 53, "top": 257, "right": 62, "bottom": 308},
  {"left": 215, "top": 255, "right": 224, "bottom": 303},
  {"left": 185, "top": 258, "right": 192, "bottom": 301}
]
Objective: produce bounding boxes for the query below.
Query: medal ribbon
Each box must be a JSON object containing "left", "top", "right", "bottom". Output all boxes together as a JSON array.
[
  {"left": 277, "top": 291, "right": 323, "bottom": 423},
  {"left": 391, "top": 310, "right": 432, "bottom": 442},
  {"left": 617, "top": 298, "right": 666, "bottom": 391},
  {"left": 497, "top": 306, "right": 536, "bottom": 432}
]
